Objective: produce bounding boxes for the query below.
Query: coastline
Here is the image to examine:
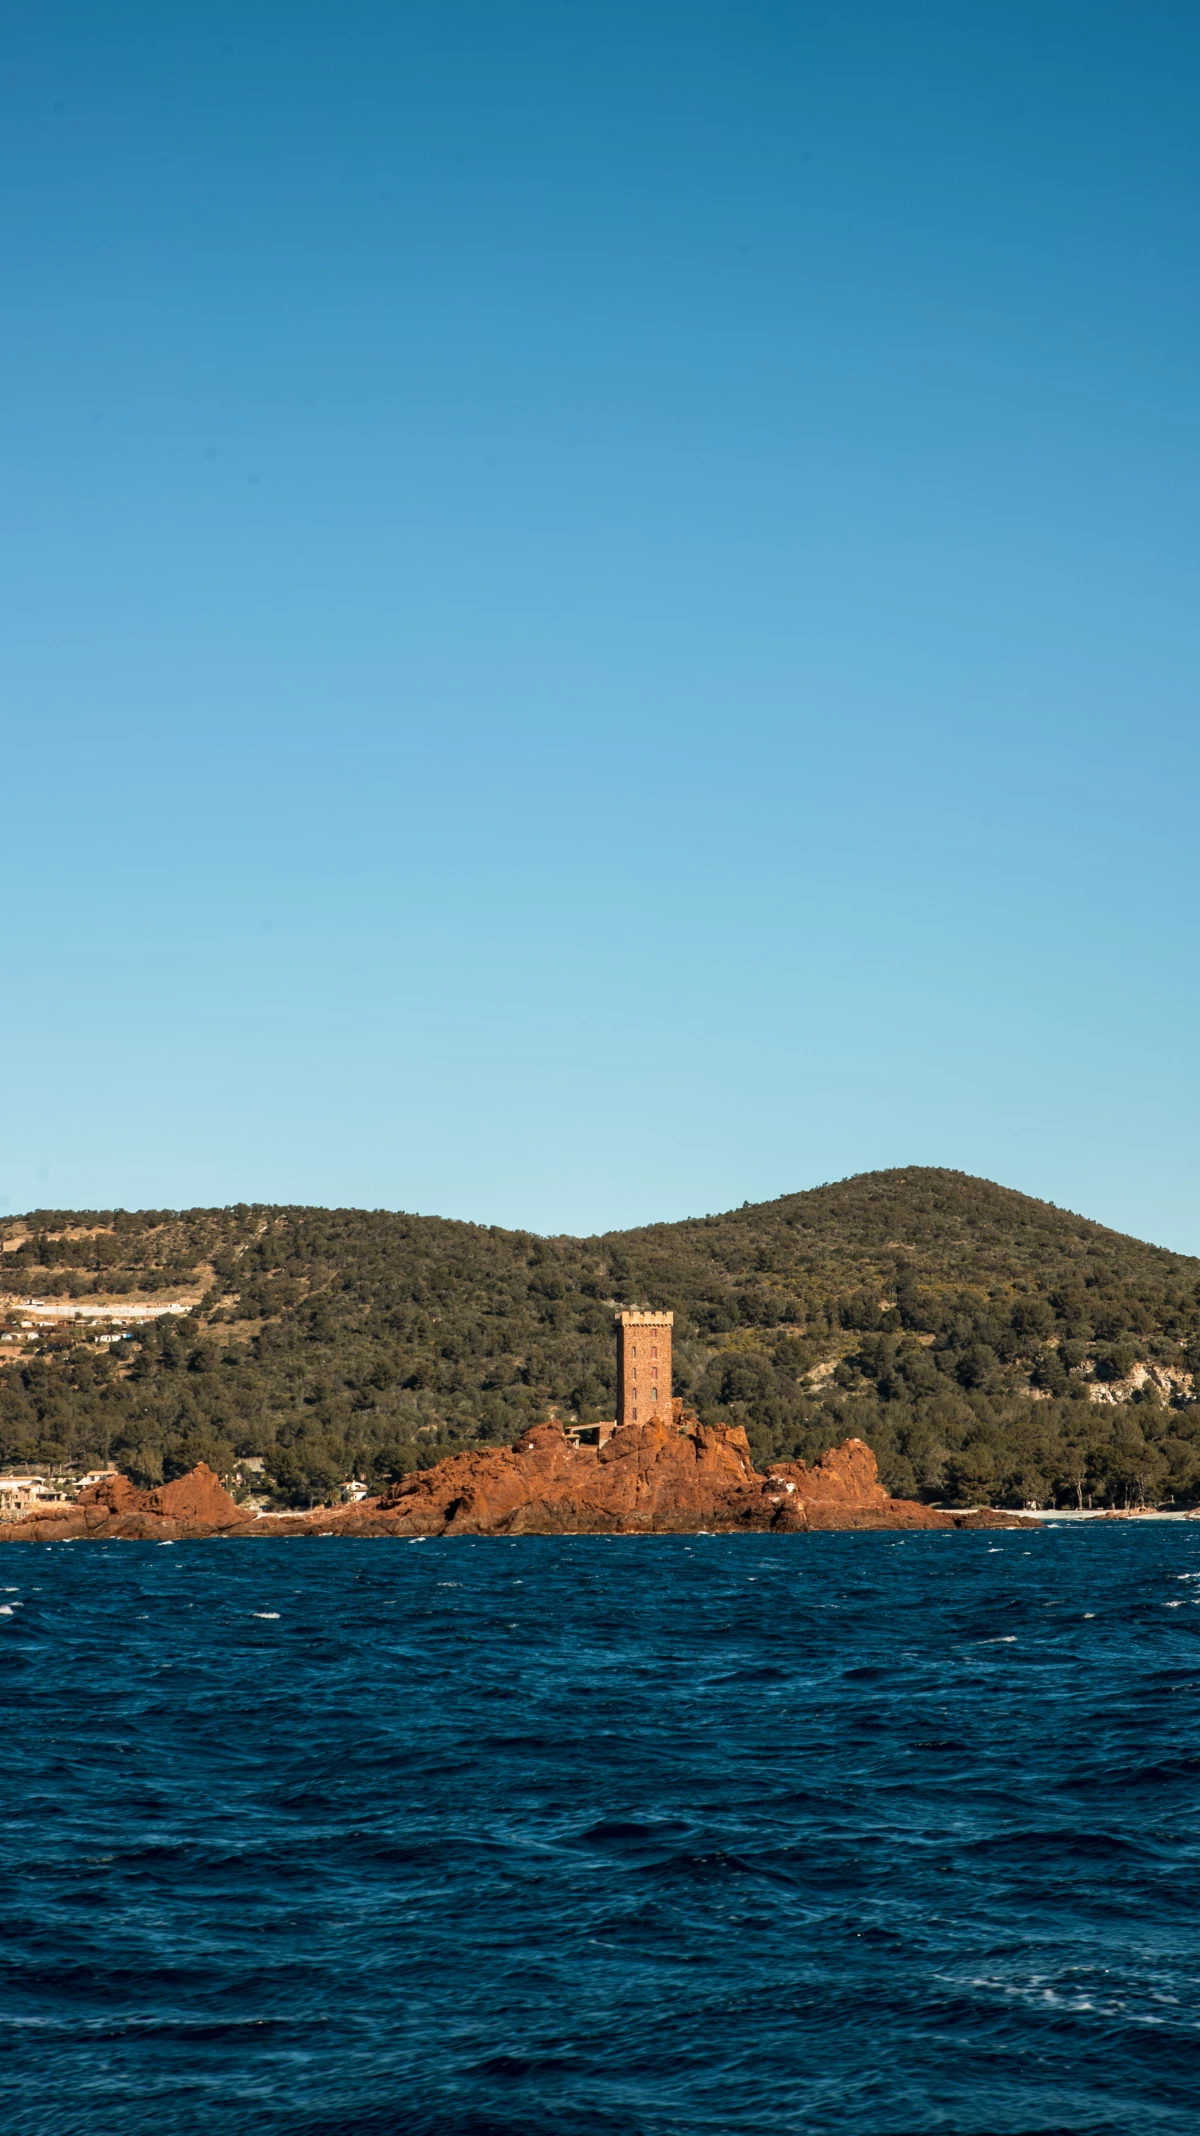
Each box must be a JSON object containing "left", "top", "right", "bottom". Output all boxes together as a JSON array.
[{"left": 0, "top": 1417, "right": 1038, "bottom": 1543}]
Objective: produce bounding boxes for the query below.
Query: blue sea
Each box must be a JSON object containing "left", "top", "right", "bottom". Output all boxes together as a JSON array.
[{"left": 4, "top": 1528, "right": 1200, "bottom": 2136}]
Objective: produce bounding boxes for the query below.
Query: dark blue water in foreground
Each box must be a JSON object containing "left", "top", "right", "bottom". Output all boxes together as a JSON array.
[{"left": 4, "top": 1531, "right": 1200, "bottom": 2135}]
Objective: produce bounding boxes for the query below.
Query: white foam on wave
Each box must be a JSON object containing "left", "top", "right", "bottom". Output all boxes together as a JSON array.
[
  {"left": 0, "top": 1606, "right": 13, "bottom": 1615},
  {"left": 1084, "top": 1612, "right": 1096, "bottom": 1618},
  {"left": 980, "top": 1635, "right": 1017, "bottom": 1643},
  {"left": 252, "top": 1611, "right": 281, "bottom": 1619}
]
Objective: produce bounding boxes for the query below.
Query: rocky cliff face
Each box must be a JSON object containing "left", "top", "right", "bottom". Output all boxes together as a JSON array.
[
  {"left": 348, "top": 1413, "right": 957, "bottom": 1535},
  {"left": 0, "top": 1463, "right": 248, "bottom": 1542},
  {"left": 363, "top": 1413, "right": 769, "bottom": 1535},
  {"left": 0, "top": 1416, "right": 1032, "bottom": 1542}
]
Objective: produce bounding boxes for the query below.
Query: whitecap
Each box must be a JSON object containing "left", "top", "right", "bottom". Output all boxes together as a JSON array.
[
  {"left": 0, "top": 1606, "right": 13, "bottom": 1615},
  {"left": 1165, "top": 1601, "right": 1184, "bottom": 1608},
  {"left": 1084, "top": 1612, "right": 1096, "bottom": 1618},
  {"left": 980, "top": 1635, "right": 1017, "bottom": 1643},
  {"left": 252, "top": 1611, "right": 280, "bottom": 1619}
]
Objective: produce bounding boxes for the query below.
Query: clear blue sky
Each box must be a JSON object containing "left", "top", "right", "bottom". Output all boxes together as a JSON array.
[{"left": 3, "top": 1, "right": 1198, "bottom": 1249}]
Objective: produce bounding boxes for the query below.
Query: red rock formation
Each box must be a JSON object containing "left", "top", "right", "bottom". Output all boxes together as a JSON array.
[
  {"left": 145, "top": 1466, "right": 243, "bottom": 1528},
  {"left": 0, "top": 1430, "right": 1034, "bottom": 1541},
  {"left": 344, "top": 1417, "right": 1018, "bottom": 1536},
  {"left": 761, "top": 1437, "right": 953, "bottom": 1530},
  {"left": 360, "top": 1413, "right": 768, "bottom": 1535},
  {"left": 2, "top": 1463, "right": 245, "bottom": 1542}
]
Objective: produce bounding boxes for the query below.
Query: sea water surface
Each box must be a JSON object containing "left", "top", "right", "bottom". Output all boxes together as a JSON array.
[{"left": 3, "top": 1527, "right": 1200, "bottom": 2135}]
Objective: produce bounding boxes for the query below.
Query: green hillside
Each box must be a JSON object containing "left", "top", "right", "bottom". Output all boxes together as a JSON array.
[{"left": 3, "top": 1169, "right": 1199, "bottom": 1509}]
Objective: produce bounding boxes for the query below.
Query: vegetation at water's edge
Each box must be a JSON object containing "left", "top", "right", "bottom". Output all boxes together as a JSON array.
[{"left": 3, "top": 1169, "right": 1199, "bottom": 1509}]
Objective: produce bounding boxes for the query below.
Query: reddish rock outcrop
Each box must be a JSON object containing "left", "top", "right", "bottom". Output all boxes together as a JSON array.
[
  {"left": 761, "top": 1438, "right": 954, "bottom": 1530},
  {"left": 0, "top": 1427, "right": 1036, "bottom": 1541},
  {"left": 1, "top": 1463, "right": 246, "bottom": 1542},
  {"left": 360, "top": 1413, "right": 768, "bottom": 1535}
]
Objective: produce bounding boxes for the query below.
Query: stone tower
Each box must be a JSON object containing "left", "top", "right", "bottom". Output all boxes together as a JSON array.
[{"left": 616, "top": 1309, "right": 673, "bottom": 1431}]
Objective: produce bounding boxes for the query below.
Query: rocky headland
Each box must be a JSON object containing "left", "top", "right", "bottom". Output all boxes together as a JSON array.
[{"left": 0, "top": 1409, "right": 1031, "bottom": 1541}]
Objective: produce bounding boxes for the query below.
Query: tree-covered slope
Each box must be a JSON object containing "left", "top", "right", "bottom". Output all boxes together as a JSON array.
[{"left": 2, "top": 1169, "right": 1198, "bottom": 1508}]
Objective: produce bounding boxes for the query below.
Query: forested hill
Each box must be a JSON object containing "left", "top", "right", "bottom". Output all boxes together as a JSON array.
[{"left": 3, "top": 1168, "right": 1199, "bottom": 1510}]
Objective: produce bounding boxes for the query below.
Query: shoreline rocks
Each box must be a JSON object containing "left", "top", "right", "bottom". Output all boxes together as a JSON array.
[{"left": 0, "top": 1412, "right": 1036, "bottom": 1542}]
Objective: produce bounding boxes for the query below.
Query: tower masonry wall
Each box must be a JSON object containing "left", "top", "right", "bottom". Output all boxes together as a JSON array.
[{"left": 616, "top": 1310, "right": 673, "bottom": 1431}]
